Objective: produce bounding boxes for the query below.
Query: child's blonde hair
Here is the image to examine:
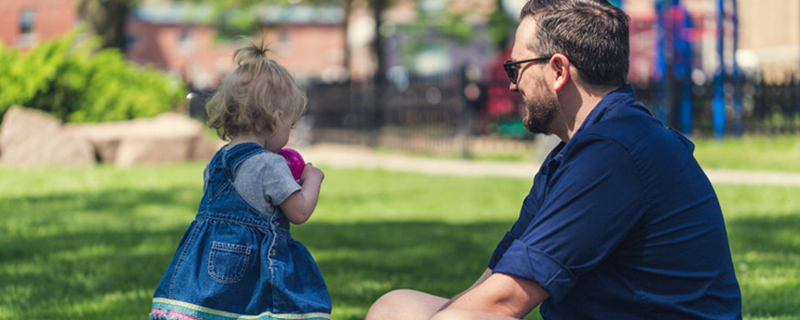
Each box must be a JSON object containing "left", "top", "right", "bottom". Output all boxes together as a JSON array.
[{"left": 206, "top": 39, "right": 307, "bottom": 141}]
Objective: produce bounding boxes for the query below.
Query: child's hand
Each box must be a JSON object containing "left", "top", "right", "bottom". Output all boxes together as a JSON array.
[
  {"left": 298, "top": 163, "right": 324, "bottom": 186},
  {"left": 281, "top": 163, "right": 323, "bottom": 225}
]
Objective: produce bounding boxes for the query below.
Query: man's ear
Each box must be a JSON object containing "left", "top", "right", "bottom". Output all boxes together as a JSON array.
[{"left": 551, "top": 54, "right": 571, "bottom": 91}]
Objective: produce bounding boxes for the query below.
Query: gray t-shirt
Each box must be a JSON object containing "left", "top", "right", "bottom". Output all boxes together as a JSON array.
[{"left": 204, "top": 150, "right": 301, "bottom": 215}]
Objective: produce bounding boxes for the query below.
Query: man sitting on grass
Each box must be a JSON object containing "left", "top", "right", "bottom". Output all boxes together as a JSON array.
[{"left": 365, "top": 0, "right": 742, "bottom": 319}]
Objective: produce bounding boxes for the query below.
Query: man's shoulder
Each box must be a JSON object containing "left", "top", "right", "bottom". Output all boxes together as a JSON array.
[
  {"left": 579, "top": 103, "right": 667, "bottom": 151},
  {"left": 566, "top": 102, "right": 697, "bottom": 181}
]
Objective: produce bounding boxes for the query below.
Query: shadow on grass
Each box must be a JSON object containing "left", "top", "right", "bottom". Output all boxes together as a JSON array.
[
  {"left": 5, "top": 186, "right": 797, "bottom": 320},
  {"left": 726, "top": 213, "right": 800, "bottom": 318},
  {"left": 0, "top": 187, "right": 201, "bottom": 319},
  {"left": 294, "top": 221, "right": 513, "bottom": 319},
  {"left": 1, "top": 187, "right": 519, "bottom": 320},
  {"left": 727, "top": 214, "right": 800, "bottom": 255}
]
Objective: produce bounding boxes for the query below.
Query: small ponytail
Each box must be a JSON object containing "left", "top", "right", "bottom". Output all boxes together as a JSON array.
[{"left": 205, "top": 37, "right": 307, "bottom": 141}]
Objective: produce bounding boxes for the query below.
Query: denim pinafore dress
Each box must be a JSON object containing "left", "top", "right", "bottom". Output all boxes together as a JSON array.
[{"left": 150, "top": 143, "right": 331, "bottom": 320}]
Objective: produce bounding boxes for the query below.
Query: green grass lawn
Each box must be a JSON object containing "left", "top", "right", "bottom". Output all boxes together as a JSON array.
[
  {"left": 692, "top": 135, "right": 800, "bottom": 172},
  {"left": 1, "top": 137, "right": 799, "bottom": 319},
  {"left": 379, "top": 134, "right": 800, "bottom": 172}
]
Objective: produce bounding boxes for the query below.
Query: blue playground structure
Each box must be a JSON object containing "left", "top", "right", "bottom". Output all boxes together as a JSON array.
[{"left": 646, "top": 0, "right": 743, "bottom": 139}]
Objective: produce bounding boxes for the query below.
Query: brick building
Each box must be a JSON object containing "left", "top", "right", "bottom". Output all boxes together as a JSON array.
[
  {"left": 124, "top": 4, "right": 236, "bottom": 90},
  {"left": 125, "top": 3, "right": 348, "bottom": 89},
  {"left": 1, "top": 0, "right": 798, "bottom": 85},
  {"left": 0, "top": 0, "right": 78, "bottom": 50}
]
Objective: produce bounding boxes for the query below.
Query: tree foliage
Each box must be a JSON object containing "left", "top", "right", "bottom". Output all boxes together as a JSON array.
[{"left": 0, "top": 31, "right": 186, "bottom": 123}]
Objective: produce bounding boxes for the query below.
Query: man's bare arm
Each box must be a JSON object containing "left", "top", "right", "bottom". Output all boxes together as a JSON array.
[
  {"left": 439, "top": 268, "right": 493, "bottom": 311},
  {"left": 442, "top": 271, "right": 550, "bottom": 318}
]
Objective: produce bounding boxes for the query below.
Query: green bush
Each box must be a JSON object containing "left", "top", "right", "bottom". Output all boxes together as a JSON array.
[{"left": 0, "top": 31, "right": 186, "bottom": 123}]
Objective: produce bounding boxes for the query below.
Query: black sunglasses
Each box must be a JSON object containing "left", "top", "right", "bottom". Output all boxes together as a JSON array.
[{"left": 503, "top": 56, "right": 552, "bottom": 85}]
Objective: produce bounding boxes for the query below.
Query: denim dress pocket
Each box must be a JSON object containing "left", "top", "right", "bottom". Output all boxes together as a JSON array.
[{"left": 208, "top": 241, "right": 252, "bottom": 284}]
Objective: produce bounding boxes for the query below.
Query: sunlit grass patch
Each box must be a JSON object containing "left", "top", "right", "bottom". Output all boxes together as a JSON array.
[{"left": 2, "top": 160, "right": 799, "bottom": 319}]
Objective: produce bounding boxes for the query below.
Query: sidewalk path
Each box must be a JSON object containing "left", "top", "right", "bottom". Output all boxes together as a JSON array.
[{"left": 300, "top": 143, "right": 800, "bottom": 186}]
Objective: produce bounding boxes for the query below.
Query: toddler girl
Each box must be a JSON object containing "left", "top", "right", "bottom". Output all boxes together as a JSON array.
[{"left": 150, "top": 40, "right": 330, "bottom": 320}]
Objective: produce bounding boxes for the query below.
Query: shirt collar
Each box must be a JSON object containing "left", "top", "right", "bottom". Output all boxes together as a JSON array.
[
  {"left": 577, "top": 84, "right": 637, "bottom": 134},
  {"left": 547, "top": 84, "right": 638, "bottom": 166}
]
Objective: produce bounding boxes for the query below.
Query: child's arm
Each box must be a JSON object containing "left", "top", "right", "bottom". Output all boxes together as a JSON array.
[{"left": 279, "top": 163, "right": 324, "bottom": 225}]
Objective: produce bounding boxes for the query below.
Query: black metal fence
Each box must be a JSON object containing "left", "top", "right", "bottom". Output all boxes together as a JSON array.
[
  {"left": 307, "top": 71, "right": 800, "bottom": 141},
  {"left": 188, "top": 71, "right": 800, "bottom": 156},
  {"left": 749, "top": 75, "right": 800, "bottom": 134},
  {"left": 304, "top": 72, "right": 492, "bottom": 156},
  {"left": 633, "top": 74, "right": 800, "bottom": 137}
]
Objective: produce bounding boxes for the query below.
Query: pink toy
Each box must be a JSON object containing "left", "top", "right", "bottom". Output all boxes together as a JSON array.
[{"left": 279, "top": 148, "right": 305, "bottom": 181}]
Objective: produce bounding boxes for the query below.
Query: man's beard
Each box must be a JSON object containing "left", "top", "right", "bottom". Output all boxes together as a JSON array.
[{"left": 522, "top": 88, "right": 559, "bottom": 134}]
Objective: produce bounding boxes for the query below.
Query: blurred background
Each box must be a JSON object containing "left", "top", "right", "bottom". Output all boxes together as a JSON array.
[
  {"left": 1, "top": 0, "right": 798, "bottom": 161},
  {"left": 2, "top": 2, "right": 800, "bottom": 319}
]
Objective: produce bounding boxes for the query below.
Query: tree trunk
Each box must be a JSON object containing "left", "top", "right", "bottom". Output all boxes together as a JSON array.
[
  {"left": 340, "top": 0, "right": 353, "bottom": 79},
  {"left": 370, "top": 0, "right": 388, "bottom": 85},
  {"left": 77, "top": 0, "right": 130, "bottom": 51}
]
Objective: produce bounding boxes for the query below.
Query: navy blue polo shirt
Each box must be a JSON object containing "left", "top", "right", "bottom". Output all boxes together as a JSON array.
[{"left": 488, "top": 85, "right": 741, "bottom": 319}]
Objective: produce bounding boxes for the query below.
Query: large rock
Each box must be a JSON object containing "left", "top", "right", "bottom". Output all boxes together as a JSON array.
[
  {"left": 0, "top": 106, "right": 95, "bottom": 166},
  {"left": 0, "top": 106, "right": 220, "bottom": 166},
  {"left": 68, "top": 112, "right": 220, "bottom": 166}
]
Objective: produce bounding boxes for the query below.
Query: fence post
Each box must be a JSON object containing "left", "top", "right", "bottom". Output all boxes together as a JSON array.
[
  {"left": 731, "top": 0, "right": 743, "bottom": 137},
  {"left": 795, "top": 73, "right": 800, "bottom": 133},
  {"left": 653, "top": 0, "right": 669, "bottom": 125},
  {"left": 712, "top": 0, "right": 726, "bottom": 140},
  {"left": 459, "top": 64, "right": 483, "bottom": 159},
  {"left": 673, "top": 1, "right": 694, "bottom": 136}
]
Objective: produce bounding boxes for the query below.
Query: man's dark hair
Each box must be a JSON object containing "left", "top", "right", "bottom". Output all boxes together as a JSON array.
[{"left": 520, "top": 0, "right": 630, "bottom": 87}]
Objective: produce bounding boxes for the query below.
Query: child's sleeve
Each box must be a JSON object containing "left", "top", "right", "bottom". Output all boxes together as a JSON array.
[{"left": 262, "top": 155, "right": 302, "bottom": 205}]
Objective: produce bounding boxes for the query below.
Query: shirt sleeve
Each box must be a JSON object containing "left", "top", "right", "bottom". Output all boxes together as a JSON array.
[
  {"left": 488, "top": 183, "right": 539, "bottom": 269},
  {"left": 262, "top": 155, "right": 302, "bottom": 205},
  {"left": 491, "top": 135, "right": 647, "bottom": 302}
]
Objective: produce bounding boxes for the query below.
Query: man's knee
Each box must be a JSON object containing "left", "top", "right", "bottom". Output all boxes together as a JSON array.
[
  {"left": 431, "top": 308, "right": 523, "bottom": 320},
  {"left": 366, "top": 289, "right": 447, "bottom": 320},
  {"left": 366, "top": 289, "right": 414, "bottom": 320},
  {"left": 430, "top": 309, "right": 463, "bottom": 320},
  {"left": 430, "top": 309, "right": 480, "bottom": 320}
]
